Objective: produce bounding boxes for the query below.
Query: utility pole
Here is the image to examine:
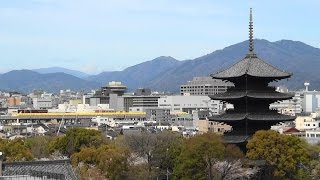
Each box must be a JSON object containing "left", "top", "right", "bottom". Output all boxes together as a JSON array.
[{"left": 166, "top": 148, "right": 169, "bottom": 180}]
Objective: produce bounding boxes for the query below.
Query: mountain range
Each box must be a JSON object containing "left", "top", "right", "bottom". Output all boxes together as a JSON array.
[
  {"left": 1, "top": 39, "right": 319, "bottom": 93},
  {"left": 0, "top": 70, "right": 99, "bottom": 93},
  {"left": 32, "top": 67, "right": 91, "bottom": 78}
]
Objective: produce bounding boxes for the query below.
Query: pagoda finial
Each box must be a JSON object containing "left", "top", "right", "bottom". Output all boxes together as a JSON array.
[{"left": 249, "top": 8, "right": 254, "bottom": 53}]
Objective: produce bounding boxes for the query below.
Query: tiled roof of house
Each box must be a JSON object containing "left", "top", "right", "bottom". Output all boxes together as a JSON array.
[{"left": 2, "top": 160, "right": 78, "bottom": 180}]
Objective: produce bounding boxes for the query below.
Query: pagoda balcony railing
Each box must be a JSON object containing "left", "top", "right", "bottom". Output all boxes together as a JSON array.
[{"left": 226, "top": 86, "right": 277, "bottom": 92}]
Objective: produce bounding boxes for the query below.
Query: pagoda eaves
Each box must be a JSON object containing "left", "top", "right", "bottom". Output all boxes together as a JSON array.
[
  {"left": 210, "top": 55, "right": 292, "bottom": 80},
  {"left": 210, "top": 90, "right": 294, "bottom": 100}
]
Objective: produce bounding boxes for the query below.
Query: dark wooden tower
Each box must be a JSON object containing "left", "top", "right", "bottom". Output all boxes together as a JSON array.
[{"left": 209, "top": 8, "right": 295, "bottom": 143}]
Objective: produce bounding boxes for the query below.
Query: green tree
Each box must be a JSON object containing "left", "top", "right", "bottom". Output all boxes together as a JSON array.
[
  {"left": 71, "top": 144, "right": 130, "bottom": 180},
  {"left": 0, "top": 138, "right": 33, "bottom": 161},
  {"left": 95, "top": 144, "right": 130, "bottom": 179},
  {"left": 25, "top": 136, "right": 52, "bottom": 159},
  {"left": 49, "top": 128, "right": 106, "bottom": 155},
  {"left": 71, "top": 147, "right": 97, "bottom": 166},
  {"left": 310, "top": 160, "right": 320, "bottom": 179},
  {"left": 246, "top": 130, "right": 310, "bottom": 178},
  {"left": 173, "top": 132, "right": 225, "bottom": 180},
  {"left": 225, "top": 144, "right": 244, "bottom": 159},
  {"left": 71, "top": 147, "right": 104, "bottom": 180}
]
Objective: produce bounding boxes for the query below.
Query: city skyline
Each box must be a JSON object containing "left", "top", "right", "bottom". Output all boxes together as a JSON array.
[{"left": 0, "top": 0, "right": 319, "bottom": 74}]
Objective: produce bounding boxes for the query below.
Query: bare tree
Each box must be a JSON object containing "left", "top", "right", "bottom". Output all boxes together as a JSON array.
[
  {"left": 124, "top": 130, "right": 181, "bottom": 179},
  {"left": 212, "top": 159, "right": 259, "bottom": 180}
]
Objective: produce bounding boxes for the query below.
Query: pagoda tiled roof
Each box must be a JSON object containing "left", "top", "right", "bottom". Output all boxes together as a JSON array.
[
  {"left": 210, "top": 90, "right": 294, "bottom": 100},
  {"left": 223, "top": 135, "right": 250, "bottom": 144},
  {"left": 209, "top": 113, "right": 248, "bottom": 121},
  {"left": 248, "top": 113, "right": 295, "bottom": 121},
  {"left": 209, "top": 112, "right": 295, "bottom": 122},
  {"left": 210, "top": 53, "right": 292, "bottom": 79}
]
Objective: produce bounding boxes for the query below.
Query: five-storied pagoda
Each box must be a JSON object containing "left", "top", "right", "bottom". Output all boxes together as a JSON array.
[{"left": 209, "top": 9, "right": 295, "bottom": 145}]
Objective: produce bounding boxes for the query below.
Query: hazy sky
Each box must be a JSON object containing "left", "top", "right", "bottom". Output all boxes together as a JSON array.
[{"left": 0, "top": 0, "right": 319, "bottom": 74}]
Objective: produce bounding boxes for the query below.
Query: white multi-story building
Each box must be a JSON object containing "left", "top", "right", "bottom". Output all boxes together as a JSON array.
[
  {"left": 271, "top": 82, "right": 320, "bottom": 114},
  {"left": 180, "top": 77, "right": 233, "bottom": 96},
  {"left": 302, "top": 91, "right": 320, "bottom": 113},
  {"left": 270, "top": 91, "right": 302, "bottom": 115},
  {"left": 32, "top": 97, "right": 52, "bottom": 109},
  {"left": 128, "top": 96, "right": 160, "bottom": 112},
  {"left": 158, "top": 95, "right": 222, "bottom": 114}
]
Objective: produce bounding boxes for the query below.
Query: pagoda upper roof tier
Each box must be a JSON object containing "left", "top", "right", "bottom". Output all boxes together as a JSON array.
[
  {"left": 209, "top": 112, "right": 295, "bottom": 122},
  {"left": 210, "top": 53, "right": 292, "bottom": 80},
  {"left": 209, "top": 90, "right": 294, "bottom": 100}
]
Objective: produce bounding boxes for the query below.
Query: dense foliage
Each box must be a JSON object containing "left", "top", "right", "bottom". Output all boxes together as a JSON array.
[
  {"left": 0, "top": 138, "right": 33, "bottom": 161},
  {"left": 247, "top": 130, "right": 313, "bottom": 179},
  {"left": 173, "top": 133, "right": 225, "bottom": 179},
  {"left": 72, "top": 144, "right": 130, "bottom": 179},
  {"left": 1, "top": 128, "right": 319, "bottom": 180},
  {"left": 48, "top": 128, "right": 107, "bottom": 156}
]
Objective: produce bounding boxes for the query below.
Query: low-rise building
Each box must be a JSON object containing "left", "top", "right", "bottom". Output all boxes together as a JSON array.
[
  {"left": 0, "top": 158, "right": 78, "bottom": 180},
  {"left": 295, "top": 113, "right": 315, "bottom": 130},
  {"left": 27, "top": 124, "right": 49, "bottom": 135},
  {"left": 158, "top": 95, "right": 222, "bottom": 114},
  {"left": 145, "top": 108, "right": 171, "bottom": 123},
  {"left": 3, "top": 125, "right": 27, "bottom": 135},
  {"left": 305, "top": 128, "right": 320, "bottom": 144}
]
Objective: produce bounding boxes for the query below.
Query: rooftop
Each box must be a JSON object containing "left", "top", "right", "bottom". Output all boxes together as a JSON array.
[
  {"left": 210, "top": 112, "right": 296, "bottom": 122},
  {"left": 210, "top": 90, "right": 294, "bottom": 100},
  {"left": 210, "top": 54, "right": 292, "bottom": 80},
  {"left": 2, "top": 159, "right": 78, "bottom": 180}
]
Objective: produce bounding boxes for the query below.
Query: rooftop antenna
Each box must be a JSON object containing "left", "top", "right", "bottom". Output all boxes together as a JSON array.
[
  {"left": 304, "top": 82, "right": 310, "bottom": 92},
  {"left": 249, "top": 8, "right": 254, "bottom": 53}
]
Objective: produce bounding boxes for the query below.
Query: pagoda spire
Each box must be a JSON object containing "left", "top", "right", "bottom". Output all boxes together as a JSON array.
[{"left": 248, "top": 8, "right": 254, "bottom": 53}]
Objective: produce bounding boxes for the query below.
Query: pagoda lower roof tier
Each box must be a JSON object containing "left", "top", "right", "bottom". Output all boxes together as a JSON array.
[
  {"left": 210, "top": 90, "right": 293, "bottom": 100},
  {"left": 223, "top": 135, "right": 250, "bottom": 144},
  {"left": 209, "top": 112, "right": 296, "bottom": 122}
]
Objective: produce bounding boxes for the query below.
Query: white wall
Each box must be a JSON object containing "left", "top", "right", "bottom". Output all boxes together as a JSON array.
[
  {"left": 158, "top": 95, "right": 221, "bottom": 114},
  {"left": 33, "top": 97, "right": 52, "bottom": 109}
]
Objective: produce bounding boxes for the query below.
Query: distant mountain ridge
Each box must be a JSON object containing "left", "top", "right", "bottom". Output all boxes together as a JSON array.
[
  {"left": 33, "top": 67, "right": 91, "bottom": 78},
  {"left": 1, "top": 39, "right": 319, "bottom": 93},
  {"left": 90, "top": 39, "right": 320, "bottom": 92},
  {"left": 0, "top": 70, "right": 99, "bottom": 93},
  {"left": 87, "top": 56, "right": 183, "bottom": 90}
]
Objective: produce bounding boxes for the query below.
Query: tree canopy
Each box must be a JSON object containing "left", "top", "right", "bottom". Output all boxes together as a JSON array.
[
  {"left": 71, "top": 144, "right": 130, "bottom": 179},
  {"left": 173, "top": 132, "right": 226, "bottom": 180},
  {"left": 48, "top": 128, "right": 107, "bottom": 155},
  {"left": 0, "top": 138, "right": 33, "bottom": 162},
  {"left": 247, "top": 130, "right": 310, "bottom": 178}
]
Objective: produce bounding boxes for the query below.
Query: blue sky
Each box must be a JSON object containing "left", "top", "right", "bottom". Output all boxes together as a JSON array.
[{"left": 0, "top": 0, "right": 319, "bottom": 74}]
